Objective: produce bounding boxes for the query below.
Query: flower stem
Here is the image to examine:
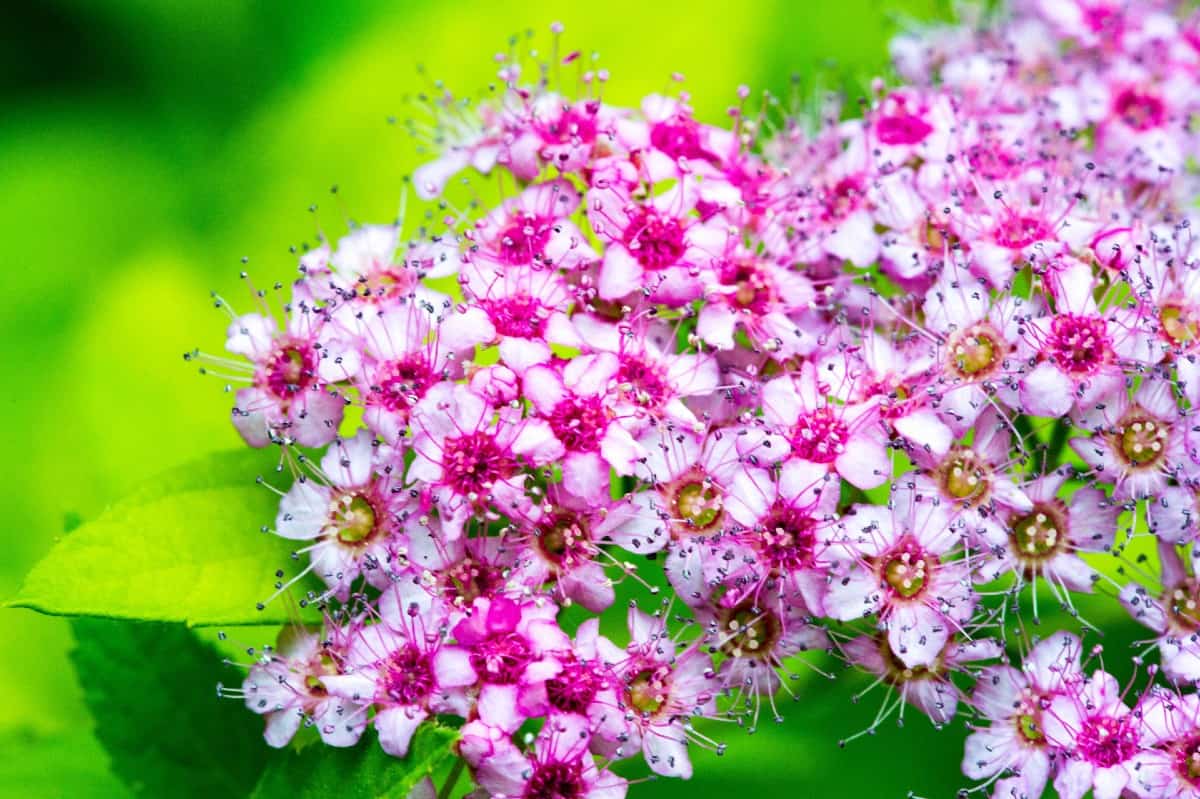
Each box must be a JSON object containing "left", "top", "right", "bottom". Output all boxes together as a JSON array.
[{"left": 438, "top": 758, "right": 466, "bottom": 799}]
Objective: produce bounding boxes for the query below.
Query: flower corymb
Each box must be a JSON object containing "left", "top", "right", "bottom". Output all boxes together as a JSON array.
[{"left": 189, "top": 3, "right": 1200, "bottom": 797}]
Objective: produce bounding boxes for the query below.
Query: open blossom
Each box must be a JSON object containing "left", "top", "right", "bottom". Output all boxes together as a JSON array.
[
  {"left": 608, "top": 606, "right": 717, "bottom": 779},
  {"left": 408, "top": 383, "right": 564, "bottom": 540},
  {"left": 225, "top": 303, "right": 344, "bottom": 447},
  {"left": 588, "top": 176, "right": 725, "bottom": 305},
  {"left": 240, "top": 624, "right": 365, "bottom": 749},
  {"left": 321, "top": 586, "right": 475, "bottom": 756},
  {"left": 523, "top": 353, "right": 644, "bottom": 501},
  {"left": 460, "top": 714, "right": 628, "bottom": 799},
  {"left": 1070, "top": 375, "right": 1189, "bottom": 501},
  {"left": 273, "top": 431, "right": 404, "bottom": 599},
  {"left": 977, "top": 471, "right": 1116, "bottom": 593},
  {"left": 762, "top": 361, "right": 890, "bottom": 491},
  {"left": 1043, "top": 668, "right": 1147, "bottom": 799},
  {"left": 451, "top": 596, "right": 570, "bottom": 732},
  {"left": 827, "top": 485, "right": 976, "bottom": 668},
  {"left": 962, "top": 633, "right": 1083, "bottom": 799}
]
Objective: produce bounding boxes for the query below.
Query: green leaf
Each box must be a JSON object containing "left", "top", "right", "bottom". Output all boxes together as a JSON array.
[
  {"left": 249, "top": 725, "right": 461, "bottom": 799},
  {"left": 7, "top": 448, "right": 319, "bottom": 626},
  {"left": 69, "top": 618, "right": 268, "bottom": 798}
]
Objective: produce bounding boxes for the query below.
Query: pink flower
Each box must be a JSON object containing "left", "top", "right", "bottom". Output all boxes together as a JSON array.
[
  {"left": 571, "top": 315, "right": 720, "bottom": 433},
  {"left": 225, "top": 303, "right": 344, "bottom": 447},
  {"left": 523, "top": 353, "right": 644, "bottom": 501},
  {"left": 697, "top": 596, "right": 828, "bottom": 703},
  {"left": 1018, "top": 260, "right": 1158, "bottom": 417},
  {"left": 961, "top": 632, "right": 1084, "bottom": 799},
  {"left": 452, "top": 596, "right": 570, "bottom": 732},
  {"left": 762, "top": 361, "right": 891, "bottom": 491},
  {"left": 697, "top": 248, "right": 815, "bottom": 356},
  {"left": 460, "top": 714, "right": 627, "bottom": 799},
  {"left": 587, "top": 177, "right": 724, "bottom": 306},
  {"left": 274, "top": 431, "right": 404, "bottom": 599},
  {"left": 506, "top": 489, "right": 636, "bottom": 612},
  {"left": 977, "top": 471, "right": 1117, "bottom": 594},
  {"left": 842, "top": 633, "right": 1001, "bottom": 726},
  {"left": 826, "top": 485, "right": 977, "bottom": 668},
  {"left": 1043, "top": 668, "right": 1146, "bottom": 799},
  {"left": 408, "top": 383, "right": 564, "bottom": 540},
  {"left": 321, "top": 586, "right": 475, "bottom": 756},
  {"left": 1070, "top": 375, "right": 1189, "bottom": 501},
  {"left": 1126, "top": 689, "right": 1200, "bottom": 799},
  {"left": 608, "top": 605, "right": 717, "bottom": 778},
  {"left": 708, "top": 459, "right": 840, "bottom": 615},
  {"left": 519, "top": 618, "right": 631, "bottom": 752},
  {"left": 240, "top": 624, "right": 365, "bottom": 748},
  {"left": 909, "top": 406, "right": 1033, "bottom": 548},
  {"left": 321, "top": 301, "right": 472, "bottom": 444}
]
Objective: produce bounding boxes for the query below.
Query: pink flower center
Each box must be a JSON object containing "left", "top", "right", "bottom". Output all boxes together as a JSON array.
[
  {"left": 536, "top": 513, "right": 597, "bottom": 569},
  {"left": 549, "top": 397, "right": 608, "bottom": 452},
  {"left": 625, "top": 209, "right": 687, "bottom": 270},
  {"left": 1173, "top": 735, "right": 1200, "bottom": 784},
  {"left": 1113, "top": 88, "right": 1165, "bottom": 131},
  {"left": 937, "top": 449, "right": 991, "bottom": 507},
  {"left": 966, "top": 143, "right": 1020, "bottom": 180},
  {"left": 524, "top": 761, "right": 585, "bottom": 799},
  {"left": 330, "top": 492, "right": 379, "bottom": 544},
  {"left": 821, "top": 177, "right": 864, "bottom": 222},
  {"left": 993, "top": 214, "right": 1049, "bottom": 249},
  {"left": 441, "top": 431, "right": 517, "bottom": 497},
  {"left": 371, "top": 355, "right": 435, "bottom": 412},
  {"left": 716, "top": 599, "right": 782, "bottom": 660},
  {"left": 759, "top": 507, "right": 818, "bottom": 572},
  {"left": 881, "top": 538, "right": 930, "bottom": 600},
  {"left": 469, "top": 631, "right": 533, "bottom": 685},
  {"left": 482, "top": 295, "right": 547, "bottom": 338},
  {"left": 1162, "top": 301, "right": 1200, "bottom": 346},
  {"left": 494, "top": 213, "right": 553, "bottom": 265},
  {"left": 626, "top": 663, "right": 671, "bottom": 715},
  {"left": 537, "top": 105, "right": 598, "bottom": 146},
  {"left": 668, "top": 471, "right": 724, "bottom": 534},
  {"left": 1009, "top": 501, "right": 1068, "bottom": 563},
  {"left": 545, "top": 659, "right": 606, "bottom": 715},
  {"left": 617, "top": 356, "right": 670, "bottom": 408},
  {"left": 948, "top": 323, "right": 1004, "bottom": 379},
  {"left": 264, "top": 344, "right": 316, "bottom": 398},
  {"left": 381, "top": 644, "right": 435, "bottom": 705},
  {"left": 1116, "top": 410, "right": 1170, "bottom": 468},
  {"left": 1164, "top": 579, "right": 1200, "bottom": 631},
  {"left": 1046, "top": 314, "right": 1111, "bottom": 376},
  {"left": 650, "top": 117, "right": 712, "bottom": 162},
  {"left": 876, "top": 112, "right": 933, "bottom": 146},
  {"left": 721, "top": 261, "right": 775, "bottom": 314},
  {"left": 1077, "top": 714, "right": 1139, "bottom": 768},
  {"left": 789, "top": 407, "right": 848, "bottom": 464},
  {"left": 440, "top": 556, "right": 502, "bottom": 604}
]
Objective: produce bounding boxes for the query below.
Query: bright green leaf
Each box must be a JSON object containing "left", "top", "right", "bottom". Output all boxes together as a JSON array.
[
  {"left": 69, "top": 618, "right": 268, "bottom": 798},
  {"left": 7, "top": 448, "right": 318, "bottom": 626},
  {"left": 249, "top": 725, "right": 461, "bottom": 799}
]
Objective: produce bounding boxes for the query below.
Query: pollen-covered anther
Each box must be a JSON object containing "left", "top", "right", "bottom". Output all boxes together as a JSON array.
[
  {"left": 1118, "top": 413, "right": 1169, "bottom": 467},
  {"left": 947, "top": 323, "right": 1003, "bottom": 378}
]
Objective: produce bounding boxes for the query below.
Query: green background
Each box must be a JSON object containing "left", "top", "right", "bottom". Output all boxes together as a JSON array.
[{"left": 0, "top": 1, "right": 1019, "bottom": 795}]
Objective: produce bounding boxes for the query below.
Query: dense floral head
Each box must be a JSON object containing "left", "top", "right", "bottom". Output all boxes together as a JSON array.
[{"left": 192, "top": 4, "right": 1200, "bottom": 798}]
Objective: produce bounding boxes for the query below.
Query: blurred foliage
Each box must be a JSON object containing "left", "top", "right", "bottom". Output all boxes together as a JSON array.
[{"left": 9, "top": 0, "right": 1129, "bottom": 796}]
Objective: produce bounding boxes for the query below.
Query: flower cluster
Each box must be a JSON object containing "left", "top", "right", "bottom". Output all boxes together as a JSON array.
[{"left": 198, "top": 2, "right": 1200, "bottom": 797}]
